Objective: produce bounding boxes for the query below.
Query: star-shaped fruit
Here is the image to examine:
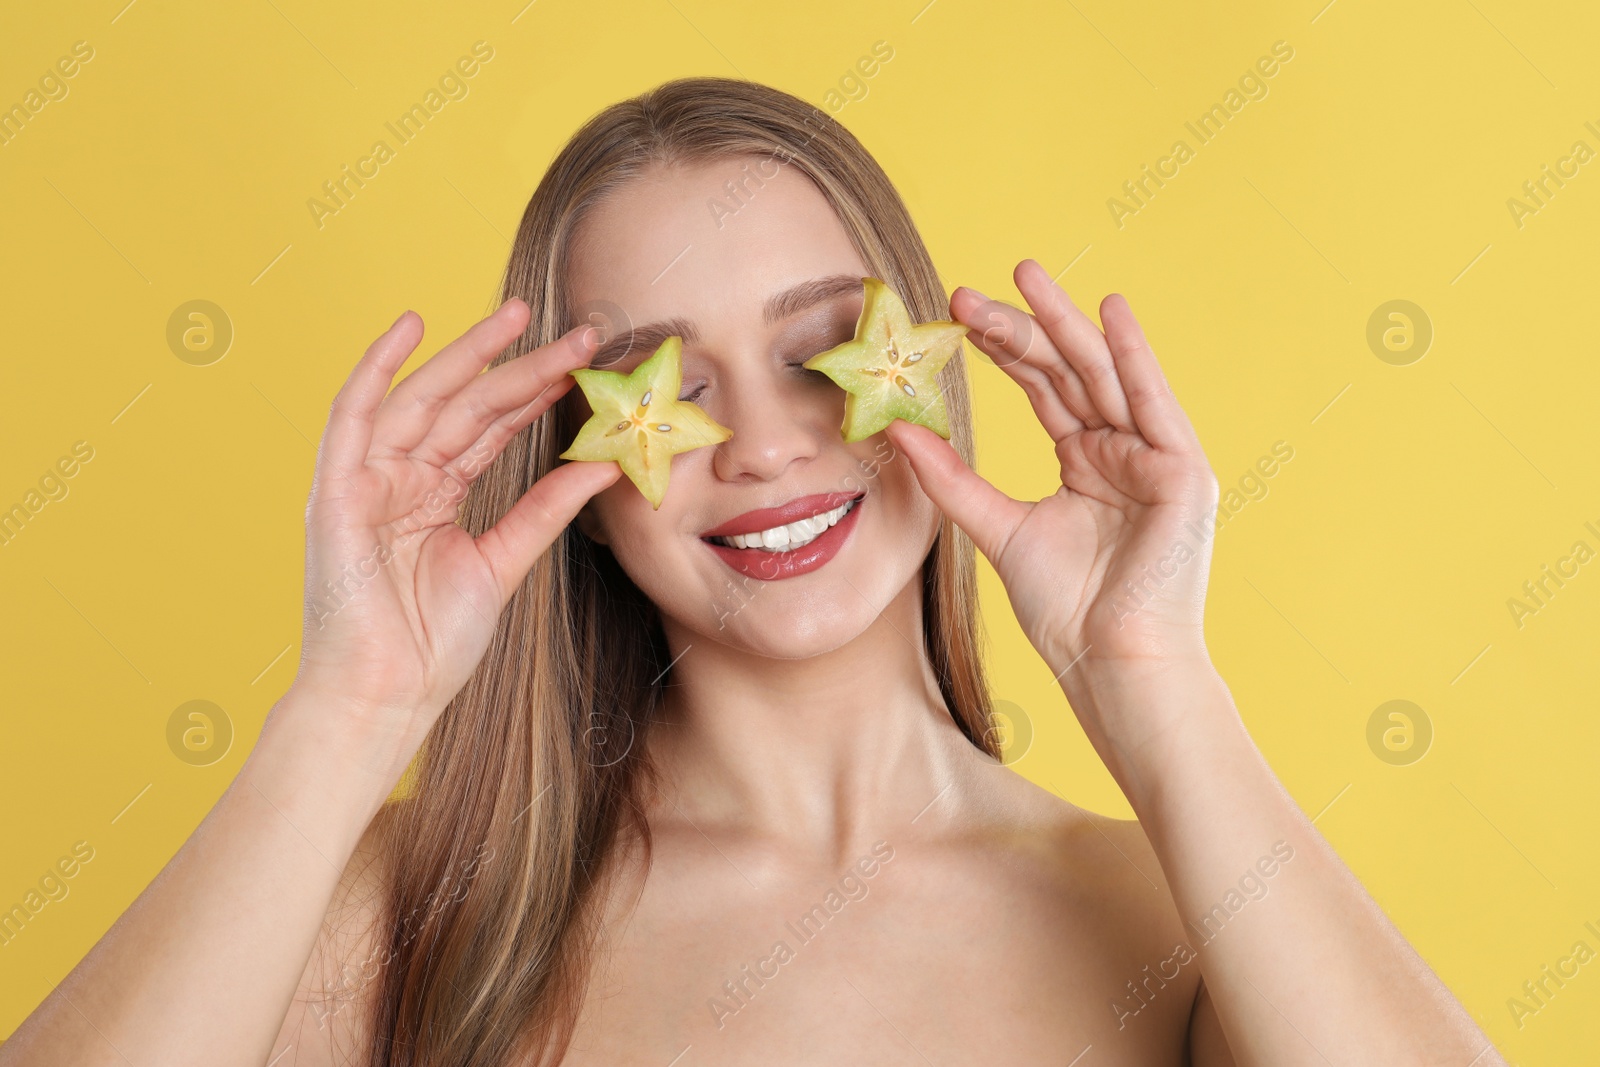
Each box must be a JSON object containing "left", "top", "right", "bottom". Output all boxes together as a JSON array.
[
  {"left": 559, "top": 335, "right": 732, "bottom": 509},
  {"left": 802, "top": 277, "right": 970, "bottom": 443}
]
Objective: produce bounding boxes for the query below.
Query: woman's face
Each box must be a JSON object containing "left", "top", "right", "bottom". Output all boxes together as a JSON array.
[{"left": 564, "top": 154, "right": 943, "bottom": 659}]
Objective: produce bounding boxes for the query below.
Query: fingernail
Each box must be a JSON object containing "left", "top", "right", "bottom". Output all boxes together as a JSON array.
[
  {"left": 561, "top": 323, "right": 599, "bottom": 361},
  {"left": 391, "top": 310, "right": 411, "bottom": 329},
  {"left": 958, "top": 286, "right": 991, "bottom": 303}
]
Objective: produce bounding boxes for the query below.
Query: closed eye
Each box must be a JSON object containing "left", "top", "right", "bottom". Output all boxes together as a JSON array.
[{"left": 787, "top": 356, "right": 830, "bottom": 382}]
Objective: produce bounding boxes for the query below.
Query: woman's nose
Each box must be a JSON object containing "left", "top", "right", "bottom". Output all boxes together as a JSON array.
[{"left": 709, "top": 372, "right": 824, "bottom": 483}]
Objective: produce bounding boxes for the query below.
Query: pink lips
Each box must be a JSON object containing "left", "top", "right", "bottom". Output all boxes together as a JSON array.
[
  {"left": 701, "top": 491, "right": 861, "bottom": 538},
  {"left": 700, "top": 491, "right": 865, "bottom": 581}
]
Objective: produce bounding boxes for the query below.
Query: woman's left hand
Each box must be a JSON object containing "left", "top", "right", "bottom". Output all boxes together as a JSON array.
[{"left": 886, "top": 259, "right": 1221, "bottom": 742}]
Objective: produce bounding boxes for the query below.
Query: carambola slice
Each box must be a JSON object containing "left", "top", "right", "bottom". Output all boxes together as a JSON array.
[
  {"left": 559, "top": 335, "right": 732, "bottom": 509},
  {"left": 802, "top": 277, "right": 970, "bottom": 443}
]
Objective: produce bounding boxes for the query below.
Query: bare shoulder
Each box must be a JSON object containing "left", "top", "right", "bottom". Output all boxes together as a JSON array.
[
  {"left": 958, "top": 754, "right": 1176, "bottom": 914},
  {"left": 268, "top": 798, "right": 402, "bottom": 1066},
  {"left": 944, "top": 755, "right": 1206, "bottom": 1045}
]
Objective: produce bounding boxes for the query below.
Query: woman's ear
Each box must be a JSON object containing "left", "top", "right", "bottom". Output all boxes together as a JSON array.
[{"left": 576, "top": 500, "right": 609, "bottom": 545}]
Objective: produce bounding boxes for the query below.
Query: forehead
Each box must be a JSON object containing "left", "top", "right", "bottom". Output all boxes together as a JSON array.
[{"left": 565, "top": 155, "right": 869, "bottom": 335}]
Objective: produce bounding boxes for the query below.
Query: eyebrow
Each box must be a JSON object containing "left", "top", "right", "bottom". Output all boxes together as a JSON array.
[{"left": 586, "top": 272, "right": 864, "bottom": 369}]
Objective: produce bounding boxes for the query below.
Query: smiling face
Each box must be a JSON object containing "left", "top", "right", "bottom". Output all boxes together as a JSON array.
[{"left": 564, "top": 155, "right": 944, "bottom": 659}]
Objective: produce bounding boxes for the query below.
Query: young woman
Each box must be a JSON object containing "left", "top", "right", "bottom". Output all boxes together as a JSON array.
[{"left": 2, "top": 78, "right": 1500, "bottom": 1066}]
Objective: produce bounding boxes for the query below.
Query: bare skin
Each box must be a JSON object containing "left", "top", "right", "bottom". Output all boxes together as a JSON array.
[{"left": 0, "top": 155, "right": 1502, "bottom": 1067}]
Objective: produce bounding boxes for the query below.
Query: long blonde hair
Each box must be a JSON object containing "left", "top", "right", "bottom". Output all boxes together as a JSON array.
[{"left": 366, "top": 76, "right": 998, "bottom": 1067}]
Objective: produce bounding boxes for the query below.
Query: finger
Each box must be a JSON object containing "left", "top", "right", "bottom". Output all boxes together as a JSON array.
[
  {"left": 318, "top": 311, "right": 424, "bottom": 484},
  {"left": 474, "top": 460, "right": 624, "bottom": 605},
  {"left": 1015, "top": 259, "right": 1136, "bottom": 433},
  {"left": 410, "top": 322, "right": 599, "bottom": 468},
  {"left": 1099, "top": 293, "right": 1201, "bottom": 453},
  {"left": 1063, "top": 426, "right": 1155, "bottom": 505},
  {"left": 953, "top": 282, "right": 1104, "bottom": 431},
  {"left": 370, "top": 298, "right": 534, "bottom": 456},
  {"left": 951, "top": 286, "right": 1085, "bottom": 441},
  {"left": 883, "top": 418, "right": 1029, "bottom": 566},
  {"left": 440, "top": 375, "right": 577, "bottom": 480}
]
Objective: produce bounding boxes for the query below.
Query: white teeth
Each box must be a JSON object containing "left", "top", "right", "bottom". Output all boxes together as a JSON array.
[{"left": 713, "top": 498, "right": 858, "bottom": 552}]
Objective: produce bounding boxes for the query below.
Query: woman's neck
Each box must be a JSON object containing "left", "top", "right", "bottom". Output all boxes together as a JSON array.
[{"left": 649, "top": 576, "right": 974, "bottom": 860}]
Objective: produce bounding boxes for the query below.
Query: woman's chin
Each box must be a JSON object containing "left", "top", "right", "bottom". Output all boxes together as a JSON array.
[
  {"left": 681, "top": 567, "right": 923, "bottom": 660},
  {"left": 712, "top": 625, "right": 853, "bottom": 661},
  {"left": 690, "top": 600, "right": 877, "bottom": 661}
]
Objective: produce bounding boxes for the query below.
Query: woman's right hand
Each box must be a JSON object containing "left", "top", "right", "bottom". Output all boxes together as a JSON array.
[{"left": 288, "top": 299, "right": 620, "bottom": 772}]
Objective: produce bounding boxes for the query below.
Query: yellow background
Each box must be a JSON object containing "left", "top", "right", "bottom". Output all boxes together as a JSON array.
[{"left": 1, "top": 0, "right": 1595, "bottom": 1059}]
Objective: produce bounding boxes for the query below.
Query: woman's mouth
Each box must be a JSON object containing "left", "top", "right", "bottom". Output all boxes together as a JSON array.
[
  {"left": 707, "top": 496, "right": 858, "bottom": 551},
  {"left": 700, "top": 492, "right": 865, "bottom": 580}
]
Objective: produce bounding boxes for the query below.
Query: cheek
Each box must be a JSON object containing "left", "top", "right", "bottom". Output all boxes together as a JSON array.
[
  {"left": 860, "top": 445, "right": 941, "bottom": 550},
  {"left": 598, "top": 506, "right": 685, "bottom": 609},
  {"left": 588, "top": 464, "right": 706, "bottom": 588},
  {"left": 594, "top": 484, "right": 664, "bottom": 556}
]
